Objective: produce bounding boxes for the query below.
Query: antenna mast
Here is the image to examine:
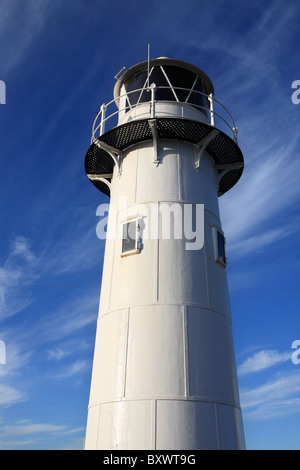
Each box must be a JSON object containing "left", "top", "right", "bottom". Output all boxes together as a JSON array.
[{"left": 147, "top": 43, "right": 150, "bottom": 88}]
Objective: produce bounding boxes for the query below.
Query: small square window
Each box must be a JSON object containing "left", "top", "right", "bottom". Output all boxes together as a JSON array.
[{"left": 121, "top": 220, "right": 139, "bottom": 256}]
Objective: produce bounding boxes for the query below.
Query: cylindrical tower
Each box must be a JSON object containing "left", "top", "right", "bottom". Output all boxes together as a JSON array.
[{"left": 84, "top": 58, "right": 245, "bottom": 450}]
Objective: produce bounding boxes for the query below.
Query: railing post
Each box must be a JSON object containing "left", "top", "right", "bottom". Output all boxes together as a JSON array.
[
  {"left": 150, "top": 83, "right": 156, "bottom": 119},
  {"left": 209, "top": 93, "right": 215, "bottom": 127},
  {"left": 233, "top": 126, "right": 238, "bottom": 143},
  {"left": 100, "top": 103, "right": 106, "bottom": 136}
]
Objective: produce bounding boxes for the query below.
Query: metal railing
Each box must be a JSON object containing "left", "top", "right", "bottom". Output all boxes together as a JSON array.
[{"left": 91, "top": 84, "right": 238, "bottom": 144}]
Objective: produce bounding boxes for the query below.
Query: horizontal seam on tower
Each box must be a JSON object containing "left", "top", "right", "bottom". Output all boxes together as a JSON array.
[
  {"left": 87, "top": 398, "right": 242, "bottom": 410},
  {"left": 98, "top": 303, "right": 228, "bottom": 320}
]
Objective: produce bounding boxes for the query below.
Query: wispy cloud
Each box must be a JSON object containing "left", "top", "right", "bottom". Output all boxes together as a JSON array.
[
  {"left": 0, "top": 224, "right": 100, "bottom": 319},
  {"left": 0, "top": 419, "right": 84, "bottom": 449},
  {"left": 0, "top": 337, "right": 35, "bottom": 407},
  {"left": 220, "top": 135, "right": 300, "bottom": 258},
  {"left": 41, "top": 225, "right": 102, "bottom": 276},
  {"left": 206, "top": 1, "right": 298, "bottom": 101},
  {"left": 229, "top": 227, "right": 295, "bottom": 258},
  {"left": 240, "top": 370, "right": 300, "bottom": 421},
  {"left": 0, "top": 384, "right": 26, "bottom": 407},
  {"left": 50, "top": 359, "right": 90, "bottom": 380},
  {"left": 38, "top": 294, "right": 98, "bottom": 343},
  {"left": 238, "top": 347, "right": 300, "bottom": 421},
  {"left": 1, "top": 421, "right": 67, "bottom": 437},
  {"left": 0, "top": 0, "right": 51, "bottom": 76},
  {"left": 238, "top": 349, "right": 291, "bottom": 376},
  {"left": 0, "top": 293, "right": 97, "bottom": 412},
  {"left": 0, "top": 236, "right": 40, "bottom": 319},
  {"left": 0, "top": 339, "right": 33, "bottom": 379},
  {"left": 0, "top": 231, "right": 99, "bottom": 412},
  {"left": 191, "top": 2, "right": 300, "bottom": 262},
  {"left": 46, "top": 348, "right": 70, "bottom": 362}
]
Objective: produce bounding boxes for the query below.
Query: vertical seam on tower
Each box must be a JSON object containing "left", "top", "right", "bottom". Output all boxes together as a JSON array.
[
  {"left": 134, "top": 148, "right": 138, "bottom": 203},
  {"left": 177, "top": 142, "right": 182, "bottom": 201},
  {"left": 183, "top": 304, "right": 189, "bottom": 398},
  {"left": 203, "top": 211, "right": 210, "bottom": 308},
  {"left": 225, "top": 316, "right": 236, "bottom": 404},
  {"left": 108, "top": 204, "right": 118, "bottom": 311},
  {"left": 96, "top": 404, "right": 101, "bottom": 450},
  {"left": 154, "top": 399, "right": 157, "bottom": 450},
  {"left": 123, "top": 307, "right": 130, "bottom": 398},
  {"left": 156, "top": 202, "right": 160, "bottom": 302},
  {"left": 214, "top": 403, "right": 220, "bottom": 450}
]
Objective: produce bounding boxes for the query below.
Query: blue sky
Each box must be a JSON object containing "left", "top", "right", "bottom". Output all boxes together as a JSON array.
[{"left": 0, "top": 0, "right": 300, "bottom": 450}]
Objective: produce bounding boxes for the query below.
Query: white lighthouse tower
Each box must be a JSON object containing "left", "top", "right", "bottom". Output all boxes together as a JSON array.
[{"left": 84, "top": 57, "right": 245, "bottom": 450}]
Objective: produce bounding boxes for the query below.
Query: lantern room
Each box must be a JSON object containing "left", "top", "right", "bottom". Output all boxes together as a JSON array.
[{"left": 114, "top": 57, "right": 215, "bottom": 125}]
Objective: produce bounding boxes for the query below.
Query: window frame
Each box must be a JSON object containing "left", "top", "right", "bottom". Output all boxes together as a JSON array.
[
  {"left": 120, "top": 218, "right": 141, "bottom": 257},
  {"left": 212, "top": 225, "right": 227, "bottom": 267}
]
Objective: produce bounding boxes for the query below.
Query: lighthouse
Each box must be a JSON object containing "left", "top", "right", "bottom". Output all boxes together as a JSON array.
[{"left": 84, "top": 57, "right": 245, "bottom": 450}]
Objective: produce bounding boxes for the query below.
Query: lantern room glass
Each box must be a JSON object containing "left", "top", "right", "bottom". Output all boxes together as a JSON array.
[{"left": 123, "top": 65, "right": 209, "bottom": 118}]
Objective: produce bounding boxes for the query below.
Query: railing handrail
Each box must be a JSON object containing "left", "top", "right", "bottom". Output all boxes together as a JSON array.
[{"left": 91, "top": 85, "right": 238, "bottom": 144}]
